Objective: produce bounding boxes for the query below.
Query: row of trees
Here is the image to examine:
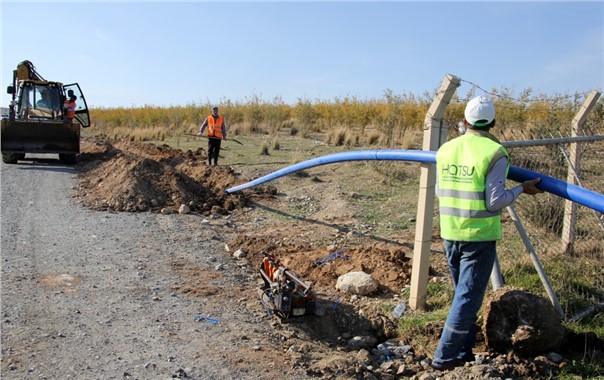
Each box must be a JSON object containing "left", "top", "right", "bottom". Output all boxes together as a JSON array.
[{"left": 88, "top": 89, "right": 603, "bottom": 146}]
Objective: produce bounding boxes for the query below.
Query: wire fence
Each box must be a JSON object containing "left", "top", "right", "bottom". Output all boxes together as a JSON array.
[{"left": 494, "top": 123, "right": 604, "bottom": 321}]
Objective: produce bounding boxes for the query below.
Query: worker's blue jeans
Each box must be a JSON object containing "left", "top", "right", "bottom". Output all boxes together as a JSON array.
[{"left": 432, "top": 240, "right": 497, "bottom": 367}]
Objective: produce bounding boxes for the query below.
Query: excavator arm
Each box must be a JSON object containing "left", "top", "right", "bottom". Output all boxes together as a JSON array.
[{"left": 16, "top": 60, "right": 45, "bottom": 82}]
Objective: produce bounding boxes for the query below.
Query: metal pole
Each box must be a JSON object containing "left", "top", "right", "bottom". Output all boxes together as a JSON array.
[
  {"left": 502, "top": 134, "right": 604, "bottom": 148},
  {"left": 506, "top": 204, "right": 565, "bottom": 318},
  {"left": 490, "top": 255, "right": 504, "bottom": 290}
]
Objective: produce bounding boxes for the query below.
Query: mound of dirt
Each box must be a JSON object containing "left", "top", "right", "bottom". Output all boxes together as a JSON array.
[
  {"left": 74, "top": 138, "right": 246, "bottom": 213},
  {"left": 228, "top": 234, "right": 413, "bottom": 293}
]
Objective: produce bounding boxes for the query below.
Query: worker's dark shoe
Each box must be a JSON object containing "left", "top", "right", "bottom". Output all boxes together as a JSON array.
[{"left": 430, "top": 359, "right": 463, "bottom": 371}]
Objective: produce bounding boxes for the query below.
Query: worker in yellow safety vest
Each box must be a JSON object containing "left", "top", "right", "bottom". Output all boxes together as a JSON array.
[
  {"left": 198, "top": 106, "right": 227, "bottom": 166},
  {"left": 430, "top": 96, "right": 543, "bottom": 371}
]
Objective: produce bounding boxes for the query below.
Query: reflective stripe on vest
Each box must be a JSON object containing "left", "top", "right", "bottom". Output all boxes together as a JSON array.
[
  {"left": 207, "top": 115, "right": 223, "bottom": 138},
  {"left": 439, "top": 206, "right": 501, "bottom": 219},
  {"left": 436, "top": 131, "right": 509, "bottom": 241}
]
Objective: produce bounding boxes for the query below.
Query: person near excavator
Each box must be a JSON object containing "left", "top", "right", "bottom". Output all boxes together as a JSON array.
[
  {"left": 63, "top": 92, "right": 77, "bottom": 122},
  {"left": 198, "top": 106, "right": 227, "bottom": 166},
  {"left": 431, "top": 96, "right": 543, "bottom": 371}
]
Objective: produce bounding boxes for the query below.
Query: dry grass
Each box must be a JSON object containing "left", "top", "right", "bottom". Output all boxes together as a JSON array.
[
  {"left": 399, "top": 130, "right": 418, "bottom": 149},
  {"left": 89, "top": 91, "right": 601, "bottom": 147}
]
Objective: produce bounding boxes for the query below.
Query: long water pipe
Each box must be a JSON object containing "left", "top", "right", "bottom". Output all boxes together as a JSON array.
[{"left": 226, "top": 149, "right": 604, "bottom": 214}]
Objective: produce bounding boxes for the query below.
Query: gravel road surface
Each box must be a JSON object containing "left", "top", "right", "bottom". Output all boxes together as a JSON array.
[{"left": 1, "top": 156, "right": 305, "bottom": 380}]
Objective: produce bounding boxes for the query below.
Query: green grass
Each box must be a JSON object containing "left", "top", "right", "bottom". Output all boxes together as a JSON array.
[
  {"left": 565, "top": 312, "right": 604, "bottom": 338},
  {"left": 398, "top": 308, "right": 449, "bottom": 332},
  {"left": 425, "top": 282, "right": 454, "bottom": 310},
  {"left": 395, "top": 307, "right": 450, "bottom": 355},
  {"left": 557, "top": 356, "right": 604, "bottom": 380},
  {"left": 502, "top": 261, "right": 545, "bottom": 291},
  {"left": 392, "top": 282, "right": 452, "bottom": 353},
  {"left": 340, "top": 162, "right": 421, "bottom": 236}
]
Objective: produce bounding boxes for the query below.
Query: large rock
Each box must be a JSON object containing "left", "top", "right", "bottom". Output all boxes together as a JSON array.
[
  {"left": 336, "top": 271, "right": 379, "bottom": 296},
  {"left": 483, "top": 287, "right": 565, "bottom": 356}
]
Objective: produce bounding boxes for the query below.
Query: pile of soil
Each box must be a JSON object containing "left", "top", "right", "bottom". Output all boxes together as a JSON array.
[{"left": 74, "top": 138, "right": 245, "bottom": 214}]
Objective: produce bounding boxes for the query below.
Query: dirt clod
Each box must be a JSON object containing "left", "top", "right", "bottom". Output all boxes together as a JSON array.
[{"left": 483, "top": 287, "right": 566, "bottom": 356}]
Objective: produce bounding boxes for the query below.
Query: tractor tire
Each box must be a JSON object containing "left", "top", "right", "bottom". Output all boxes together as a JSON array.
[
  {"left": 2, "top": 153, "right": 23, "bottom": 164},
  {"left": 59, "top": 154, "right": 77, "bottom": 165}
]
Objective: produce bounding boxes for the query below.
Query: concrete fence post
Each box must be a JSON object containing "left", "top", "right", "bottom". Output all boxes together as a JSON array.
[
  {"left": 409, "top": 74, "right": 460, "bottom": 310},
  {"left": 561, "top": 90, "right": 601, "bottom": 253}
]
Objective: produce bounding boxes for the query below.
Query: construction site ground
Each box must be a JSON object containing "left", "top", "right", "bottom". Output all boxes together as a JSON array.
[{"left": 1, "top": 135, "right": 602, "bottom": 380}]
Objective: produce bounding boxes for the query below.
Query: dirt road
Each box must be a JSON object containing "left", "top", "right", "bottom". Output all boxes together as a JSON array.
[{"left": 0, "top": 155, "right": 308, "bottom": 379}]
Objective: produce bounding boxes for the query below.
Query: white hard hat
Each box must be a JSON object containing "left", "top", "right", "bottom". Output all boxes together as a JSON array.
[{"left": 464, "top": 96, "right": 495, "bottom": 127}]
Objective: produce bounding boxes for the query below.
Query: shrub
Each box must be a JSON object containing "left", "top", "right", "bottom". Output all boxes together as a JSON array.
[
  {"left": 333, "top": 127, "right": 348, "bottom": 146},
  {"left": 367, "top": 131, "right": 381, "bottom": 145},
  {"left": 259, "top": 141, "right": 270, "bottom": 156}
]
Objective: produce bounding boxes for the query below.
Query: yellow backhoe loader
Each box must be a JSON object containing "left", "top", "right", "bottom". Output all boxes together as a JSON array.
[{"left": 1, "top": 60, "right": 90, "bottom": 164}]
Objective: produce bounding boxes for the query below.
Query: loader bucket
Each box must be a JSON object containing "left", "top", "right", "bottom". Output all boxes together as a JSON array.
[{"left": 1, "top": 119, "right": 80, "bottom": 154}]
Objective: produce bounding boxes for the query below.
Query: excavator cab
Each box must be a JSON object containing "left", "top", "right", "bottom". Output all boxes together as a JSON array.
[
  {"left": 16, "top": 81, "right": 64, "bottom": 120},
  {"left": 1, "top": 60, "right": 90, "bottom": 164}
]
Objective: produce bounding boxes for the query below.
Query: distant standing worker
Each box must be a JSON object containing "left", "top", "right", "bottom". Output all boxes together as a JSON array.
[
  {"left": 63, "top": 93, "right": 77, "bottom": 122},
  {"left": 198, "top": 106, "right": 227, "bottom": 166},
  {"left": 431, "top": 96, "right": 543, "bottom": 371}
]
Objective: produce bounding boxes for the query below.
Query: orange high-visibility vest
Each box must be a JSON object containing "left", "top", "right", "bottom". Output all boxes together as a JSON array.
[
  {"left": 207, "top": 115, "right": 224, "bottom": 138},
  {"left": 64, "top": 100, "right": 76, "bottom": 119}
]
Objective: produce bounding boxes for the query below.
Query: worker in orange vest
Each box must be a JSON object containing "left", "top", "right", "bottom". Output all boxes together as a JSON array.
[
  {"left": 63, "top": 94, "right": 77, "bottom": 122},
  {"left": 198, "top": 106, "right": 227, "bottom": 166}
]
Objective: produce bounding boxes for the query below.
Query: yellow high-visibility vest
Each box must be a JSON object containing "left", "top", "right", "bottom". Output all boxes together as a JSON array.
[{"left": 436, "top": 130, "right": 509, "bottom": 241}]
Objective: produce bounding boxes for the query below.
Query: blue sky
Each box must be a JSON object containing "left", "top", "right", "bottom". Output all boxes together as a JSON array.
[{"left": 1, "top": 1, "right": 603, "bottom": 109}]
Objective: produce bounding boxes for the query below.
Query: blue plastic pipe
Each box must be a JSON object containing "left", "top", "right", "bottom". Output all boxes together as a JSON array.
[{"left": 226, "top": 149, "right": 604, "bottom": 214}]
